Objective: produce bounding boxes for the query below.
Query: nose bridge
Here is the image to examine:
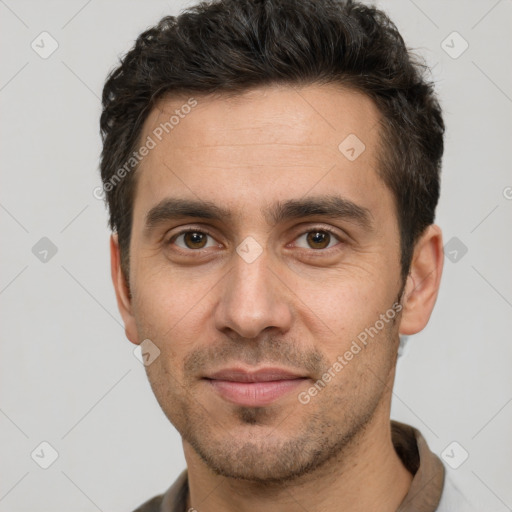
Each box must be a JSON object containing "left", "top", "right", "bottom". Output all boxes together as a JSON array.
[
  {"left": 215, "top": 247, "right": 292, "bottom": 339},
  {"left": 233, "top": 253, "right": 273, "bottom": 305}
]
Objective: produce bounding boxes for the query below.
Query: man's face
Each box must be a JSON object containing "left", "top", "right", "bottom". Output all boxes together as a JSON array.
[{"left": 123, "top": 84, "right": 406, "bottom": 482}]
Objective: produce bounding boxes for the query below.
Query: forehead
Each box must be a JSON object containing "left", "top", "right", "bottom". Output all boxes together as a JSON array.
[
  {"left": 133, "top": 83, "right": 390, "bottom": 224},
  {"left": 143, "top": 83, "right": 380, "bottom": 153}
]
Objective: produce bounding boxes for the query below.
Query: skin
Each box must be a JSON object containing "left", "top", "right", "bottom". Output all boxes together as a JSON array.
[{"left": 111, "top": 83, "right": 444, "bottom": 512}]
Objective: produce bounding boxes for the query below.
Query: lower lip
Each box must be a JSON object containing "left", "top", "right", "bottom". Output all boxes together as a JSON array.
[{"left": 206, "top": 378, "right": 307, "bottom": 407}]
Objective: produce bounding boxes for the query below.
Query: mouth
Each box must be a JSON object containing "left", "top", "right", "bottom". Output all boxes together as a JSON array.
[{"left": 203, "top": 367, "right": 309, "bottom": 407}]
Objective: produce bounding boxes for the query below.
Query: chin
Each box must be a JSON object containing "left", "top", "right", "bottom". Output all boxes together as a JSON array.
[{"left": 184, "top": 420, "right": 358, "bottom": 485}]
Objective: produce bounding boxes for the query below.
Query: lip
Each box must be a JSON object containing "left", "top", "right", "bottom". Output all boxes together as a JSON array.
[
  {"left": 204, "top": 366, "right": 309, "bottom": 407},
  {"left": 206, "top": 367, "right": 306, "bottom": 382}
]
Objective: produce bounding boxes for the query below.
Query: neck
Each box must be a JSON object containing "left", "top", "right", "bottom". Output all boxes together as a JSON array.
[{"left": 184, "top": 411, "right": 413, "bottom": 512}]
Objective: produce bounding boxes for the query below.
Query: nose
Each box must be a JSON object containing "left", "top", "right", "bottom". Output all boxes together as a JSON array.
[{"left": 214, "top": 247, "right": 293, "bottom": 340}]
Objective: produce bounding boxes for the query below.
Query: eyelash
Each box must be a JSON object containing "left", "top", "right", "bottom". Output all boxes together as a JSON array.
[{"left": 167, "top": 226, "right": 344, "bottom": 254}]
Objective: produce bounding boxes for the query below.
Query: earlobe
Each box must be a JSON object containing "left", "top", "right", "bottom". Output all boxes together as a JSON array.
[
  {"left": 110, "top": 234, "right": 139, "bottom": 345},
  {"left": 399, "top": 225, "right": 444, "bottom": 336}
]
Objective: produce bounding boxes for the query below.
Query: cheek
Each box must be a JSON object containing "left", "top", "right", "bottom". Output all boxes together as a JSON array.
[
  {"left": 290, "top": 269, "right": 394, "bottom": 352},
  {"left": 143, "top": 357, "right": 192, "bottom": 434},
  {"left": 132, "top": 270, "right": 223, "bottom": 391},
  {"left": 132, "top": 265, "right": 218, "bottom": 338}
]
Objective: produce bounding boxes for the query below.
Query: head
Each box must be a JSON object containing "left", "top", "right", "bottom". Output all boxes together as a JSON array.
[{"left": 102, "top": 0, "right": 444, "bottom": 483}]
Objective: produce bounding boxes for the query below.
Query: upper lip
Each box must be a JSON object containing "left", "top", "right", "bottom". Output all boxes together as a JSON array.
[{"left": 204, "top": 367, "right": 307, "bottom": 382}]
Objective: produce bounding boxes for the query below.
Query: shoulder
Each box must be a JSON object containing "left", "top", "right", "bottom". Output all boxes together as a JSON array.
[
  {"left": 130, "top": 470, "right": 189, "bottom": 512},
  {"left": 131, "top": 493, "right": 165, "bottom": 512}
]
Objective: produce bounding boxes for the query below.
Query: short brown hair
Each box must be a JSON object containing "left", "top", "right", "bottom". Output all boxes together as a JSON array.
[{"left": 100, "top": 0, "right": 444, "bottom": 282}]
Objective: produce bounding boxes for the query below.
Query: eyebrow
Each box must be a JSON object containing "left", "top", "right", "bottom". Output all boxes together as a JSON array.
[
  {"left": 145, "top": 199, "right": 233, "bottom": 233},
  {"left": 144, "top": 195, "right": 373, "bottom": 234},
  {"left": 266, "top": 195, "right": 373, "bottom": 230}
]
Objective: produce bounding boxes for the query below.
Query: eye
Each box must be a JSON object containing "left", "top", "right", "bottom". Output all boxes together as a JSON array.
[
  {"left": 294, "top": 229, "right": 341, "bottom": 250},
  {"left": 171, "top": 230, "right": 218, "bottom": 250}
]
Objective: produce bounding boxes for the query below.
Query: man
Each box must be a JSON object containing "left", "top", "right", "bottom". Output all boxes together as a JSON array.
[{"left": 99, "top": 0, "right": 475, "bottom": 510}]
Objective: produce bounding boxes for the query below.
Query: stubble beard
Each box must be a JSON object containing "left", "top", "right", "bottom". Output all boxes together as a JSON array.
[
  {"left": 148, "top": 296, "right": 404, "bottom": 485},
  {"left": 174, "top": 352, "right": 393, "bottom": 485},
  {"left": 181, "top": 395, "right": 382, "bottom": 485}
]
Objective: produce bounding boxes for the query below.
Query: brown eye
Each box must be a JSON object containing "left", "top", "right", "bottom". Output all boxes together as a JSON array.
[
  {"left": 294, "top": 229, "right": 341, "bottom": 251},
  {"left": 172, "top": 230, "right": 216, "bottom": 250},
  {"left": 183, "top": 232, "right": 207, "bottom": 249},
  {"left": 306, "top": 231, "right": 331, "bottom": 249}
]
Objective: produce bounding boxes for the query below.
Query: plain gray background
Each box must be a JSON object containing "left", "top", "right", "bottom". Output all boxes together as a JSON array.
[{"left": 1, "top": 0, "right": 511, "bottom": 510}]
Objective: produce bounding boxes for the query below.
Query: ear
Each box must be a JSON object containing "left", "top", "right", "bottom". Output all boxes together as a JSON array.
[
  {"left": 110, "top": 234, "right": 139, "bottom": 345},
  {"left": 399, "top": 224, "right": 444, "bottom": 336}
]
